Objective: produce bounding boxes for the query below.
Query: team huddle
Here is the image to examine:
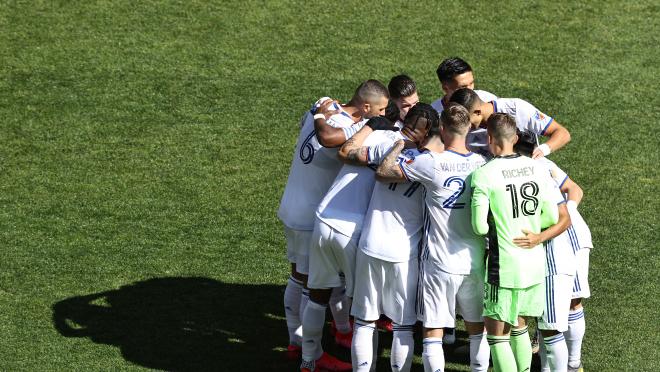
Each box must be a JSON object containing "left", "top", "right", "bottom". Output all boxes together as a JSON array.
[{"left": 278, "top": 58, "right": 593, "bottom": 372}]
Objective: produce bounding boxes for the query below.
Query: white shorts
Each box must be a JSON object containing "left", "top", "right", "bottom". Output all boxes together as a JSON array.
[
  {"left": 572, "top": 248, "right": 591, "bottom": 299},
  {"left": 538, "top": 274, "right": 574, "bottom": 332},
  {"left": 308, "top": 220, "right": 357, "bottom": 297},
  {"left": 351, "top": 250, "right": 418, "bottom": 325},
  {"left": 418, "top": 263, "right": 484, "bottom": 328},
  {"left": 284, "top": 226, "right": 312, "bottom": 275}
]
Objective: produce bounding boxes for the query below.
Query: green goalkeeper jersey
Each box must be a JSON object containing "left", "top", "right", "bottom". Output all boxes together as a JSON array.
[{"left": 471, "top": 154, "right": 560, "bottom": 288}]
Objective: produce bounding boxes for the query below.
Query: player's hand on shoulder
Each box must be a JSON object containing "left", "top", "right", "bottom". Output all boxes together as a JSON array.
[
  {"left": 366, "top": 116, "right": 399, "bottom": 132},
  {"left": 316, "top": 98, "right": 341, "bottom": 119}
]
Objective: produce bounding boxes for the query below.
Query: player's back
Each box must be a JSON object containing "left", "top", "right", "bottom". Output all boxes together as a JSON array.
[
  {"left": 278, "top": 103, "right": 361, "bottom": 231},
  {"left": 471, "top": 154, "right": 558, "bottom": 288}
]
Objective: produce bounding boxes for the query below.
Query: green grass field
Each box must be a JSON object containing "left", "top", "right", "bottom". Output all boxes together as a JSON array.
[{"left": 1, "top": 0, "right": 659, "bottom": 370}]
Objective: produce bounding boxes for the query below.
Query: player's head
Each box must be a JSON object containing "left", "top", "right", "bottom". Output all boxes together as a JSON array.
[
  {"left": 384, "top": 99, "right": 401, "bottom": 123},
  {"left": 352, "top": 79, "right": 390, "bottom": 118},
  {"left": 487, "top": 113, "right": 518, "bottom": 152},
  {"left": 436, "top": 57, "right": 475, "bottom": 98},
  {"left": 401, "top": 102, "right": 439, "bottom": 146},
  {"left": 513, "top": 130, "right": 538, "bottom": 157},
  {"left": 440, "top": 102, "right": 471, "bottom": 139},
  {"left": 388, "top": 74, "right": 419, "bottom": 121},
  {"left": 449, "top": 88, "right": 484, "bottom": 127}
]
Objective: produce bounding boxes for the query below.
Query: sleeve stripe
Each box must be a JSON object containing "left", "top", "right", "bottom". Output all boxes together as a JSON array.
[
  {"left": 540, "top": 118, "right": 554, "bottom": 136},
  {"left": 398, "top": 163, "right": 411, "bottom": 181},
  {"left": 558, "top": 175, "right": 568, "bottom": 189},
  {"left": 557, "top": 200, "right": 567, "bottom": 205},
  {"left": 342, "top": 126, "right": 358, "bottom": 140},
  {"left": 366, "top": 147, "right": 372, "bottom": 164}
]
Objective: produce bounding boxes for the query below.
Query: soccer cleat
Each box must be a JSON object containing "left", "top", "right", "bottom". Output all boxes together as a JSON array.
[
  {"left": 567, "top": 362, "right": 583, "bottom": 372},
  {"left": 334, "top": 330, "right": 353, "bottom": 348},
  {"left": 442, "top": 328, "right": 456, "bottom": 345},
  {"left": 286, "top": 344, "right": 302, "bottom": 360},
  {"left": 376, "top": 318, "right": 393, "bottom": 332},
  {"left": 316, "top": 352, "right": 352, "bottom": 371},
  {"left": 330, "top": 319, "right": 354, "bottom": 336}
]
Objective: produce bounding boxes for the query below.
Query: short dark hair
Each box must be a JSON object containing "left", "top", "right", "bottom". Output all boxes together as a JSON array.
[
  {"left": 384, "top": 99, "right": 401, "bottom": 123},
  {"left": 354, "top": 79, "right": 389, "bottom": 104},
  {"left": 449, "top": 88, "right": 482, "bottom": 111},
  {"left": 487, "top": 113, "right": 518, "bottom": 143},
  {"left": 404, "top": 102, "right": 440, "bottom": 134},
  {"left": 388, "top": 74, "right": 417, "bottom": 99},
  {"left": 514, "top": 130, "right": 538, "bottom": 157},
  {"left": 436, "top": 57, "right": 472, "bottom": 84},
  {"left": 440, "top": 103, "right": 471, "bottom": 135}
]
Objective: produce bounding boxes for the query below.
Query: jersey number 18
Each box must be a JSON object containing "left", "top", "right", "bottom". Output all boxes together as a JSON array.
[{"left": 505, "top": 181, "right": 539, "bottom": 218}]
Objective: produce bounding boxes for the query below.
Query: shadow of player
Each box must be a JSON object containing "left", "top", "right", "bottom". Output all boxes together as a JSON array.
[{"left": 52, "top": 277, "right": 300, "bottom": 371}]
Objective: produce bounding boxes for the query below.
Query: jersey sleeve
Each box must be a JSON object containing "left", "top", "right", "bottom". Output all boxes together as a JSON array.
[
  {"left": 539, "top": 176, "right": 561, "bottom": 229},
  {"left": 470, "top": 169, "right": 490, "bottom": 236},
  {"left": 341, "top": 120, "right": 367, "bottom": 140},
  {"left": 546, "top": 159, "right": 569, "bottom": 188},
  {"left": 515, "top": 99, "right": 554, "bottom": 136},
  {"left": 399, "top": 152, "right": 435, "bottom": 183},
  {"left": 366, "top": 139, "right": 395, "bottom": 166}
]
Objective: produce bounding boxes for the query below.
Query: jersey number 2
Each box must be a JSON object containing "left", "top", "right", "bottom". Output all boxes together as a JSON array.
[
  {"left": 442, "top": 176, "right": 466, "bottom": 209},
  {"left": 506, "top": 181, "right": 539, "bottom": 218}
]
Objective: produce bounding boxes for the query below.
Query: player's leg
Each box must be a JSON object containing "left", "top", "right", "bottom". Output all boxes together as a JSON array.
[
  {"left": 302, "top": 221, "right": 351, "bottom": 371},
  {"left": 456, "top": 272, "right": 489, "bottom": 372},
  {"left": 283, "top": 227, "right": 309, "bottom": 352},
  {"left": 564, "top": 248, "right": 590, "bottom": 372},
  {"left": 350, "top": 250, "right": 382, "bottom": 371},
  {"left": 538, "top": 274, "right": 573, "bottom": 372},
  {"left": 386, "top": 259, "right": 418, "bottom": 372},
  {"left": 331, "top": 231, "right": 359, "bottom": 348},
  {"left": 483, "top": 282, "right": 516, "bottom": 372},
  {"left": 513, "top": 282, "right": 545, "bottom": 372}
]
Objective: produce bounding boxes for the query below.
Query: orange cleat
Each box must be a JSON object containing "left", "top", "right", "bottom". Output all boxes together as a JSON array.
[
  {"left": 316, "top": 352, "right": 352, "bottom": 371},
  {"left": 287, "top": 344, "right": 302, "bottom": 360},
  {"left": 334, "top": 330, "right": 353, "bottom": 349}
]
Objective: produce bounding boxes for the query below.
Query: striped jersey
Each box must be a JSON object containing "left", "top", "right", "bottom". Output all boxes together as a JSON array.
[
  {"left": 400, "top": 150, "right": 487, "bottom": 275},
  {"left": 471, "top": 154, "right": 561, "bottom": 288},
  {"left": 278, "top": 98, "right": 365, "bottom": 230},
  {"left": 359, "top": 147, "right": 424, "bottom": 263}
]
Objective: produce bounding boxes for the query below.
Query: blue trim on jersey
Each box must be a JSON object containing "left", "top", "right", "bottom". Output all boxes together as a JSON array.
[
  {"left": 491, "top": 100, "right": 498, "bottom": 112},
  {"left": 540, "top": 118, "right": 554, "bottom": 136},
  {"left": 545, "top": 240, "right": 557, "bottom": 276},
  {"left": 557, "top": 200, "right": 566, "bottom": 205},
  {"left": 545, "top": 275, "right": 555, "bottom": 323},
  {"left": 545, "top": 334, "right": 565, "bottom": 345},
  {"left": 366, "top": 147, "right": 372, "bottom": 164},
  {"left": 398, "top": 163, "right": 412, "bottom": 181},
  {"left": 445, "top": 149, "right": 474, "bottom": 157},
  {"left": 558, "top": 175, "right": 569, "bottom": 189}
]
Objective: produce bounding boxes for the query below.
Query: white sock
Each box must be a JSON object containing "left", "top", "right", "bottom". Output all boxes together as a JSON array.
[
  {"left": 564, "top": 308, "right": 585, "bottom": 369},
  {"left": 468, "top": 332, "right": 490, "bottom": 372},
  {"left": 302, "top": 300, "right": 326, "bottom": 363},
  {"left": 391, "top": 324, "right": 414, "bottom": 372},
  {"left": 284, "top": 276, "right": 303, "bottom": 346},
  {"left": 422, "top": 337, "right": 444, "bottom": 372},
  {"left": 352, "top": 320, "right": 376, "bottom": 371},
  {"left": 329, "top": 286, "right": 352, "bottom": 333},
  {"left": 371, "top": 329, "right": 379, "bottom": 372},
  {"left": 543, "top": 333, "right": 568, "bottom": 372},
  {"left": 299, "top": 287, "right": 310, "bottom": 335},
  {"left": 539, "top": 333, "right": 550, "bottom": 372}
]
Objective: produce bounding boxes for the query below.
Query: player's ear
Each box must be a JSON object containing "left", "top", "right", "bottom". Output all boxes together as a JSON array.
[{"left": 513, "top": 134, "right": 519, "bottom": 145}]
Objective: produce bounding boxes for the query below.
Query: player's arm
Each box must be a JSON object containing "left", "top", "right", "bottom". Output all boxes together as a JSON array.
[
  {"left": 375, "top": 140, "right": 407, "bottom": 182},
  {"left": 470, "top": 171, "right": 490, "bottom": 236},
  {"left": 561, "top": 177, "right": 583, "bottom": 206},
  {"left": 338, "top": 117, "right": 398, "bottom": 165},
  {"left": 513, "top": 203, "right": 570, "bottom": 248},
  {"left": 313, "top": 99, "right": 346, "bottom": 148},
  {"left": 533, "top": 120, "right": 571, "bottom": 159}
]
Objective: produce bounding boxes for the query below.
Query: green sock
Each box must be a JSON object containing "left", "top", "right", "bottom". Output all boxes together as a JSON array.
[
  {"left": 510, "top": 326, "right": 532, "bottom": 372},
  {"left": 487, "top": 335, "right": 516, "bottom": 372}
]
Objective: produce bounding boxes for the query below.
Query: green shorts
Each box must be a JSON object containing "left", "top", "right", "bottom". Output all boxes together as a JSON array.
[{"left": 483, "top": 281, "right": 545, "bottom": 326}]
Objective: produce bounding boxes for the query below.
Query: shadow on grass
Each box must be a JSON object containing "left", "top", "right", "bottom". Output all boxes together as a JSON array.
[{"left": 51, "top": 276, "right": 491, "bottom": 371}]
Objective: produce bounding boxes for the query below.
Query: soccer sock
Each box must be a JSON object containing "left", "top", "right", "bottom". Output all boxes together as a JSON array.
[
  {"left": 539, "top": 333, "right": 549, "bottom": 372},
  {"left": 284, "top": 276, "right": 303, "bottom": 346},
  {"left": 352, "top": 320, "right": 376, "bottom": 371},
  {"left": 301, "top": 300, "right": 326, "bottom": 364},
  {"left": 469, "top": 332, "right": 490, "bottom": 372},
  {"left": 371, "top": 324, "right": 379, "bottom": 372},
  {"left": 299, "top": 287, "right": 310, "bottom": 333},
  {"left": 542, "top": 333, "right": 568, "bottom": 372},
  {"left": 391, "top": 323, "right": 414, "bottom": 372},
  {"left": 422, "top": 337, "right": 444, "bottom": 372},
  {"left": 564, "top": 308, "right": 585, "bottom": 369},
  {"left": 510, "top": 326, "right": 532, "bottom": 372},
  {"left": 329, "top": 286, "right": 352, "bottom": 333},
  {"left": 487, "top": 335, "right": 516, "bottom": 372}
]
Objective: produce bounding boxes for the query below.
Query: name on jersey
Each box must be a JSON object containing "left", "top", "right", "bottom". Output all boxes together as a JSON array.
[
  {"left": 438, "top": 161, "right": 483, "bottom": 173},
  {"left": 502, "top": 166, "right": 535, "bottom": 179}
]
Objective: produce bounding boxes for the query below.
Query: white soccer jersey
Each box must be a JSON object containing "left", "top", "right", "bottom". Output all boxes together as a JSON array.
[
  {"left": 278, "top": 98, "right": 365, "bottom": 230},
  {"left": 493, "top": 98, "right": 555, "bottom": 136},
  {"left": 359, "top": 146, "right": 424, "bottom": 263},
  {"left": 538, "top": 158, "right": 577, "bottom": 276},
  {"left": 431, "top": 90, "right": 498, "bottom": 156},
  {"left": 316, "top": 130, "right": 400, "bottom": 239},
  {"left": 400, "top": 150, "right": 487, "bottom": 275}
]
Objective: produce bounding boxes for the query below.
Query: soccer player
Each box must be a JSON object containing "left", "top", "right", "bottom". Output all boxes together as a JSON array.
[
  {"left": 450, "top": 88, "right": 571, "bottom": 159},
  {"left": 301, "top": 84, "right": 399, "bottom": 372},
  {"left": 377, "top": 103, "right": 490, "bottom": 372},
  {"left": 278, "top": 80, "right": 389, "bottom": 370},
  {"left": 431, "top": 57, "right": 497, "bottom": 161},
  {"left": 470, "top": 113, "right": 563, "bottom": 372},
  {"left": 513, "top": 132, "right": 574, "bottom": 372},
  {"left": 340, "top": 103, "right": 439, "bottom": 372},
  {"left": 389, "top": 74, "right": 419, "bottom": 122},
  {"left": 513, "top": 133, "right": 592, "bottom": 372}
]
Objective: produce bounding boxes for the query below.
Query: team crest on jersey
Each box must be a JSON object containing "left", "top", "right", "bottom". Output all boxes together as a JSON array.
[
  {"left": 402, "top": 149, "right": 417, "bottom": 163},
  {"left": 535, "top": 111, "right": 546, "bottom": 121}
]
